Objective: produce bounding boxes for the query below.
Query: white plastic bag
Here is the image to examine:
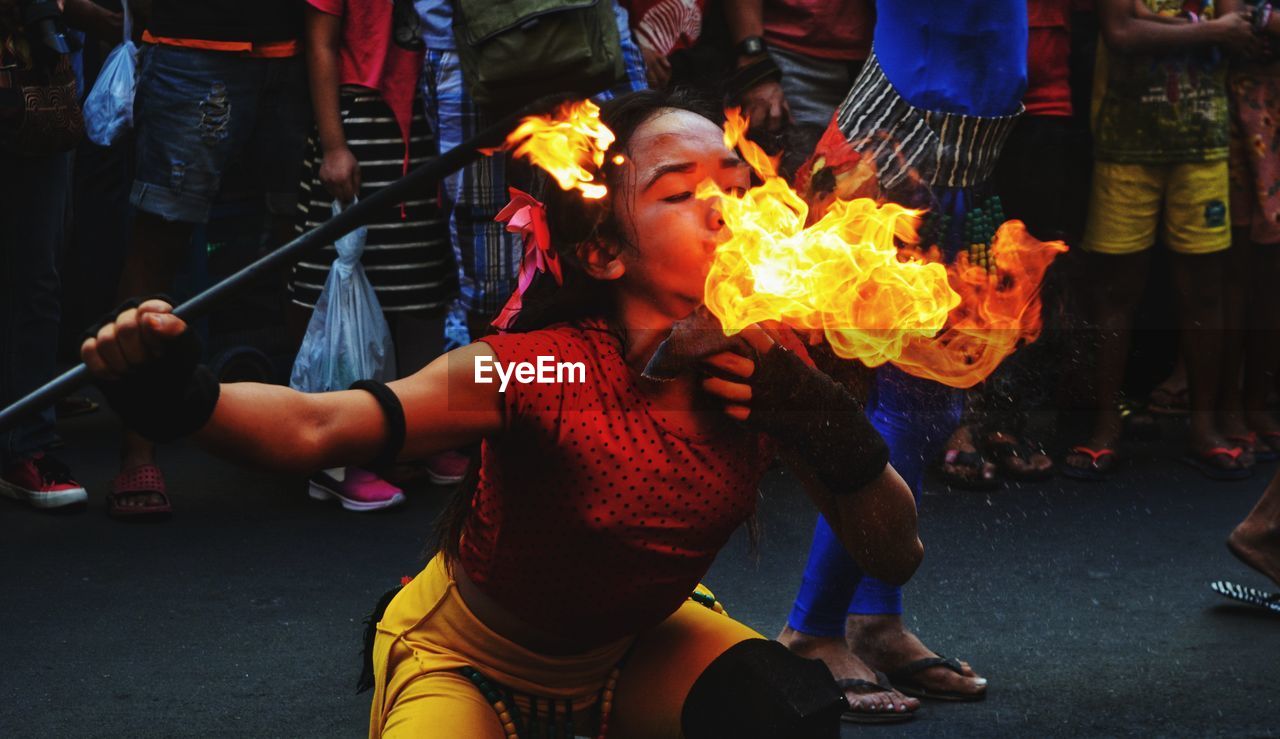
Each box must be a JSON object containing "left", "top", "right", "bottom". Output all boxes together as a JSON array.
[
  {"left": 83, "top": 2, "right": 137, "bottom": 146},
  {"left": 290, "top": 199, "right": 397, "bottom": 393}
]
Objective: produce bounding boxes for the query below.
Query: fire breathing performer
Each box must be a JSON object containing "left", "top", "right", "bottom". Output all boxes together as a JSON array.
[
  {"left": 779, "top": 0, "right": 1031, "bottom": 712},
  {"left": 78, "top": 90, "right": 923, "bottom": 739}
]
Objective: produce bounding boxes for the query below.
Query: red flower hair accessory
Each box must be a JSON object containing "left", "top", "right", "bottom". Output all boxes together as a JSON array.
[{"left": 491, "top": 187, "right": 563, "bottom": 331}]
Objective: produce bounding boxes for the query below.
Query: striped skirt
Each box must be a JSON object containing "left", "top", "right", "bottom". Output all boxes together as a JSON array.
[{"left": 290, "top": 87, "right": 457, "bottom": 315}]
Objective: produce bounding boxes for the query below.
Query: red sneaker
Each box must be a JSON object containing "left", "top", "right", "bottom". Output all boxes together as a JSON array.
[
  {"left": 0, "top": 453, "right": 88, "bottom": 509},
  {"left": 424, "top": 451, "right": 469, "bottom": 485}
]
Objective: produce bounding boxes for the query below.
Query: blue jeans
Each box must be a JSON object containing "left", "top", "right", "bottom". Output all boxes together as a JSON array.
[
  {"left": 420, "top": 1, "right": 648, "bottom": 347},
  {"left": 0, "top": 151, "right": 70, "bottom": 465},
  {"left": 786, "top": 365, "right": 962, "bottom": 635},
  {"left": 130, "top": 45, "right": 310, "bottom": 224}
]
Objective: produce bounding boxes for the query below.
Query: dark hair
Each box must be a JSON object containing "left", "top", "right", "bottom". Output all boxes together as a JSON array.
[
  {"left": 504, "top": 87, "right": 722, "bottom": 332},
  {"left": 427, "top": 88, "right": 723, "bottom": 564}
]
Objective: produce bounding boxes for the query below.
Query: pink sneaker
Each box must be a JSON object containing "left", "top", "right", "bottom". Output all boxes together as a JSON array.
[
  {"left": 0, "top": 453, "right": 88, "bottom": 509},
  {"left": 308, "top": 466, "right": 405, "bottom": 512},
  {"left": 424, "top": 451, "right": 469, "bottom": 485}
]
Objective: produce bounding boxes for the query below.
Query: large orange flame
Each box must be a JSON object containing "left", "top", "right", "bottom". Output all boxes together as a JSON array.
[
  {"left": 502, "top": 100, "right": 615, "bottom": 199},
  {"left": 708, "top": 110, "right": 1067, "bottom": 388}
]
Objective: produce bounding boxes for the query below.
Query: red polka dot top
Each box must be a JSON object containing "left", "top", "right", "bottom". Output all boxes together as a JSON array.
[{"left": 464, "top": 318, "right": 775, "bottom": 645}]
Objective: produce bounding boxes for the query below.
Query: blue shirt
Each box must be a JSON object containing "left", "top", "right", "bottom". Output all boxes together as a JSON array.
[{"left": 874, "top": 0, "right": 1027, "bottom": 117}]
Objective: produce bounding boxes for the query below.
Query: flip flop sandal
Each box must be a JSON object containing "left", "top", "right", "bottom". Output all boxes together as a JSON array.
[
  {"left": 986, "top": 436, "right": 1055, "bottom": 481},
  {"left": 108, "top": 464, "right": 173, "bottom": 521},
  {"left": 837, "top": 671, "right": 916, "bottom": 724},
  {"left": 1251, "top": 431, "right": 1280, "bottom": 463},
  {"left": 55, "top": 394, "right": 100, "bottom": 419},
  {"left": 1147, "top": 386, "right": 1189, "bottom": 415},
  {"left": 1118, "top": 397, "right": 1161, "bottom": 441},
  {"left": 1226, "top": 433, "right": 1270, "bottom": 464},
  {"left": 1062, "top": 445, "right": 1118, "bottom": 481},
  {"left": 937, "top": 449, "right": 999, "bottom": 491},
  {"left": 886, "top": 656, "right": 987, "bottom": 702},
  {"left": 1210, "top": 580, "right": 1280, "bottom": 614},
  {"left": 1179, "top": 447, "right": 1253, "bottom": 482}
]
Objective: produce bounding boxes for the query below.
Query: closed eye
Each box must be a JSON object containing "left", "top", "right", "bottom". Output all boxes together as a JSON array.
[{"left": 662, "top": 192, "right": 693, "bottom": 203}]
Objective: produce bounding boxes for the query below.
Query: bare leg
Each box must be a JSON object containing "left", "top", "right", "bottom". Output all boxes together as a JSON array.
[
  {"left": 1243, "top": 245, "right": 1280, "bottom": 449},
  {"left": 1172, "top": 251, "right": 1250, "bottom": 467},
  {"left": 1228, "top": 469, "right": 1280, "bottom": 587},
  {"left": 1065, "top": 252, "right": 1148, "bottom": 472},
  {"left": 1219, "top": 231, "right": 1251, "bottom": 442},
  {"left": 113, "top": 212, "right": 194, "bottom": 509}
]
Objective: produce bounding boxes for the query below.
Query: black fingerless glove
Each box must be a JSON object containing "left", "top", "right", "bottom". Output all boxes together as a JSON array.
[
  {"left": 725, "top": 55, "right": 783, "bottom": 102},
  {"left": 746, "top": 346, "right": 889, "bottom": 495},
  {"left": 93, "top": 315, "right": 221, "bottom": 444}
]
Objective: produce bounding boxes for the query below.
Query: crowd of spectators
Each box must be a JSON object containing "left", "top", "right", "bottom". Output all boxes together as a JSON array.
[{"left": 7, "top": 0, "right": 1280, "bottom": 728}]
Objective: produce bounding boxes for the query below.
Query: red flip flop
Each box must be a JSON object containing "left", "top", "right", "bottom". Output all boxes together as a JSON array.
[
  {"left": 1180, "top": 447, "right": 1253, "bottom": 482},
  {"left": 1062, "top": 445, "right": 1118, "bottom": 481},
  {"left": 108, "top": 464, "right": 173, "bottom": 520}
]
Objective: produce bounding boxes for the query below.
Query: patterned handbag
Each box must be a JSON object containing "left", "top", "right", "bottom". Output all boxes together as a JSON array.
[{"left": 0, "top": 30, "right": 84, "bottom": 156}]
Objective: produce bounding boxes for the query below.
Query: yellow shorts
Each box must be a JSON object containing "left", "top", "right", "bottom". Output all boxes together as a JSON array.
[
  {"left": 1082, "top": 160, "right": 1232, "bottom": 255},
  {"left": 369, "top": 554, "right": 761, "bottom": 738}
]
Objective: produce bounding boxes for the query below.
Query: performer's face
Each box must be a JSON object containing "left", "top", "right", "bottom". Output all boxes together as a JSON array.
[{"left": 611, "top": 109, "right": 750, "bottom": 316}]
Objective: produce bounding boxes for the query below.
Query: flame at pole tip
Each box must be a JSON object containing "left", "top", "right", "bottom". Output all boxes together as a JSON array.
[{"left": 499, "top": 100, "right": 615, "bottom": 199}]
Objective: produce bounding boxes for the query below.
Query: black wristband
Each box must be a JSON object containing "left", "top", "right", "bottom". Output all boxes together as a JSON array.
[
  {"left": 746, "top": 347, "right": 889, "bottom": 494},
  {"left": 725, "top": 55, "right": 783, "bottom": 102},
  {"left": 96, "top": 327, "right": 221, "bottom": 443},
  {"left": 83, "top": 293, "right": 175, "bottom": 344},
  {"left": 350, "top": 380, "right": 406, "bottom": 473}
]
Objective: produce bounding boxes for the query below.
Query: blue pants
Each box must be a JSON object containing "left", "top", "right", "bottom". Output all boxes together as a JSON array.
[{"left": 786, "top": 365, "right": 961, "bottom": 636}]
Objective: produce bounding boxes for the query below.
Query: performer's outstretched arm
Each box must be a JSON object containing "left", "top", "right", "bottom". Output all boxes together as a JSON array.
[{"left": 81, "top": 300, "right": 503, "bottom": 475}]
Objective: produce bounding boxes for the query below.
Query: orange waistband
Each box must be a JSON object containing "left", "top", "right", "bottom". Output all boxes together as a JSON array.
[{"left": 141, "top": 31, "right": 298, "bottom": 58}]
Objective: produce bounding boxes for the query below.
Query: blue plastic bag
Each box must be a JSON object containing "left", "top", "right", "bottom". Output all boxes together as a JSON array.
[
  {"left": 290, "top": 199, "right": 397, "bottom": 393},
  {"left": 83, "top": 3, "right": 137, "bottom": 146}
]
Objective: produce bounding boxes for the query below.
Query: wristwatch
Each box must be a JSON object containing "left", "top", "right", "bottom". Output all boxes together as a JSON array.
[{"left": 736, "top": 35, "right": 768, "bottom": 58}]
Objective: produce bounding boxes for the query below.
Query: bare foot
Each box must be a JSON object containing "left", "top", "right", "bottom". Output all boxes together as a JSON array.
[
  {"left": 1189, "top": 428, "right": 1255, "bottom": 471},
  {"left": 1228, "top": 518, "right": 1280, "bottom": 588},
  {"left": 940, "top": 425, "right": 997, "bottom": 487},
  {"left": 777, "top": 626, "right": 919, "bottom": 717},
  {"left": 985, "top": 431, "right": 1054, "bottom": 478},
  {"left": 846, "top": 614, "right": 987, "bottom": 700}
]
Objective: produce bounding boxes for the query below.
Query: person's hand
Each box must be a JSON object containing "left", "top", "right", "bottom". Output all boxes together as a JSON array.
[
  {"left": 640, "top": 42, "right": 672, "bottom": 89},
  {"left": 320, "top": 145, "right": 361, "bottom": 204},
  {"left": 699, "top": 324, "right": 781, "bottom": 421},
  {"left": 80, "top": 299, "right": 187, "bottom": 381},
  {"left": 1213, "top": 11, "right": 1265, "bottom": 55},
  {"left": 739, "top": 79, "right": 791, "bottom": 136}
]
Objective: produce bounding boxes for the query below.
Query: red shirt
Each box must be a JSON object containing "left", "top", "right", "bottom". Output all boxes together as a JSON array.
[
  {"left": 463, "top": 320, "right": 775, "bottom": 645},
  {"left": 1024, "top": 0, "right": 1074, "bottom": 117},
  {"left": 763, "top": 0, "right": 873, "bottom": 62},
  {"left": 307, "top": 0, "right": 423, "bottom": 169}
]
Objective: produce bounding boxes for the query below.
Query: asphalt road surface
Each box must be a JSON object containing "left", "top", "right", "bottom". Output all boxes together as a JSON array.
[{"left": 2, "top": 407, "right": 1276, "bottom": 737}]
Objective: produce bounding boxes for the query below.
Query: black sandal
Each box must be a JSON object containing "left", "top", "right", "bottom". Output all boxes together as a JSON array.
[
  {"left": 985, "top": 434, "right": 1055, "bottom": 481},
  {"left": 937, "top": 449, "right": 999, "bottom": 490},
  {"left": 886, "top": 656, "right": 987, "bottom": 702},
  {"left": 837, "top": 671, "right": 916, "bottom": 724}
]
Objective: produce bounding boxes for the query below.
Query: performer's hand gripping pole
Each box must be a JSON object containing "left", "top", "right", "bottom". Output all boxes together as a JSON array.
[{"left": 0, "top": 92, "right": 578, "bottom": 433}]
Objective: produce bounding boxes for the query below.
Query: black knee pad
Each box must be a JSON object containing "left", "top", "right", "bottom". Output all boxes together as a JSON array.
[{"left": 681, "top": 639, "right": 847, "bottom": 739}]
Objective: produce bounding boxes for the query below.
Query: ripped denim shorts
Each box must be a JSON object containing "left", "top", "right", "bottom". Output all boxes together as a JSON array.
[{"left": 129, "top": 44, "right": 310, "bottom": 224}]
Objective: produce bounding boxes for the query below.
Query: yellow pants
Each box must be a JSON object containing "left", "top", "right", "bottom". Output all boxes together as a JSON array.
[{"left": 369, "top": 555, "right": 762, "bottom": 738}]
